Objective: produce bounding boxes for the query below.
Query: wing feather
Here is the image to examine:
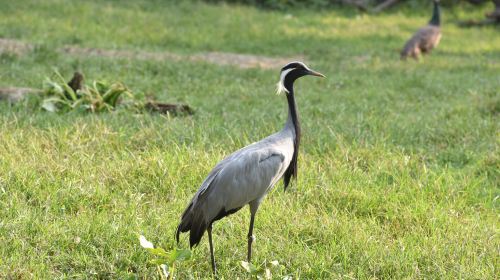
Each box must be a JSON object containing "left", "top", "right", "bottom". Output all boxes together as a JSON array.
[{"left": 203, "top": 149, "right": 286, "bottom": 213}]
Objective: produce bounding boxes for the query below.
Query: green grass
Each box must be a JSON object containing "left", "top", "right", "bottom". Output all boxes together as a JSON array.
[{"left": 0, "top": 0, "right": 499, "bottom": 278}]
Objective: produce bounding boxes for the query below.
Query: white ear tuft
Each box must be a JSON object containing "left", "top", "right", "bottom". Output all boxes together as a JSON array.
[
  {"left": 276, "top": 80, "right": 289, "bottom": 95},
  {"left": 276, "top": 68, "right": 294, "bottom": 95}
]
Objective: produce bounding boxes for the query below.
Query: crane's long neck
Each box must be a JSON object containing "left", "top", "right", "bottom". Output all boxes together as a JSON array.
[
  {"left": 285, "top": 88, "right": 300, "bottom": 142},
  {"left": 429, "top": 1, "right": 440, "bottom": 26}
]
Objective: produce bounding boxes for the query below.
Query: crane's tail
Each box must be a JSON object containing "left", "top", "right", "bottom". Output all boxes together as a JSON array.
[{"left": 175, "top": 201, "right": 208, "bottom": 248}]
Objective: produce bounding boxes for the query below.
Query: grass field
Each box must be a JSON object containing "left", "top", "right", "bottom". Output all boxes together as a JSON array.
[{"left": 0, "top": 0, "right": 499, "bottom": 278}]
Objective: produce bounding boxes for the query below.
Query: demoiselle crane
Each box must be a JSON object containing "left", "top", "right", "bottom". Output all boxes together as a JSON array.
[
  {"left": 401, "top": 0, "right": 441, "bottom": 60},
  {"left": 176, "top": 62, "right": 324, "bottom": 273}
]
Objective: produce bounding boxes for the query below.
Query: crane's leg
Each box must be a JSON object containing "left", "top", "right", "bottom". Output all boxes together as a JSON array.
[
  {"left": 247, "top": 212, "right": 256, "bottom": 261},
  {"left": 207, "top": 224, "right": 217, "bottom": 275},
  {"left": 247, "top": 200, "right": 262, "bottom": 262}
]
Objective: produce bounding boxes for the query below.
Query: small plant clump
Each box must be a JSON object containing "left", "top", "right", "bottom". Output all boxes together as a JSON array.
[
  {"left": 40, "top": 70, "right": 193, "bottom": 115},
  {"left": 42, "top": 70, "right": 134, "bottom": 113},
  {"left": 139, "top": 235, "right": 191, "bottom": 280}
]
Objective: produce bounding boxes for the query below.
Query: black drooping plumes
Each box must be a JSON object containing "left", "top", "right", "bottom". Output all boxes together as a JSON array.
[{"left": 282, "top": 69, "right": 305, "bottom": 191}]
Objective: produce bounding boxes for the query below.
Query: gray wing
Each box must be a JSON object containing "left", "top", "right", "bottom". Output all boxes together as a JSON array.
[{"left": 203, "top": 148, "right": 287, "bottom": 212}]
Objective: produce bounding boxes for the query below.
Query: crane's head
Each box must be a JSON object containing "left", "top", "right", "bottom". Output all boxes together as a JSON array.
[{"left": 277, "top": 61, "right": 325, "bottom": 95}]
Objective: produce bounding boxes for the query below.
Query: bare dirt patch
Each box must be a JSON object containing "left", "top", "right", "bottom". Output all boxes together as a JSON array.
[
  {"left": 0, "top": 87, "right": 40, "bottom": 102},
  {"left": 0, "top": 38, "right": 33, "bottom": 55},
  {"left": 1, "top": 38, "right": 304, "bottom": 69}
]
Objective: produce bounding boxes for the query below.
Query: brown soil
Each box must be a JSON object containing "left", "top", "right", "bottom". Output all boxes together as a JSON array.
[
  {"left": 0, "top": 38, "right": 33, "bottom": 55},
  {"left": 0, "top": 38, "right": 303, "bottom": 70},
  {"left": 0, "top": 87, "right": 40, "bottom": 102}
]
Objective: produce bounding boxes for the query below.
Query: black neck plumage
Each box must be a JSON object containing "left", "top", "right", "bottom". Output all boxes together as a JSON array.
[
  {"left": 283, "top": 83, "right": 301, "bottom": 191},
  {"left": 429, "top": 1, "right": 440, "bottom": 26}
]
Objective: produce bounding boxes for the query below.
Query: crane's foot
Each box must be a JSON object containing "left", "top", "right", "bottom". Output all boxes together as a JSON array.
[{"left": 210, "top": 259, "right": 217, "bottom": 276}]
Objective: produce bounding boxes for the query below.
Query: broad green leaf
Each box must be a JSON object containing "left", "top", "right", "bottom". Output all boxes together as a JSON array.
[
  {"left": 41, "top": 99, "right": 58, "bottom": 112},
  {"left": 41, "top": 97, "right": 68, "bottom": 112},
  {"left": 43, "top": 80, "right": 64, "bottom": 96},
  {"left": 241, "top": 261, "right": 261, "bottom": 274},
  {"left": 241, "top": 261, "right": 252, "bottom": 273},
  {"left": 95, "top": 81, "right": 109, "bottom": 94},
  {"left": 147, "top": 247, "right": 169, "bottom": 257},
  {"left": 52, "top": 69, "right": 67, "bottom": 84},
  {"left": 62, "top": 83, "right": 78, "bottom": 101},
  {"left": 53, "top": 70, "right": 78, "bottom": 101},
  {"left": 71, "top": 99, "right": 84, "bottom": 110},
  {"left": 168, "top": 248, "right": 191, "bottom": 263},
  {"left": 102, "top": 83, "right": 128, "bottom": 107}
]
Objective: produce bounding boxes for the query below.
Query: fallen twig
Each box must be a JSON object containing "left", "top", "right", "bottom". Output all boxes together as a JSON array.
[
  {"left": 457, "top": 19, "right": 498, "bottom": 27},
  {"left": 145, "top": 101, "right": 194, "bottom": 115}
]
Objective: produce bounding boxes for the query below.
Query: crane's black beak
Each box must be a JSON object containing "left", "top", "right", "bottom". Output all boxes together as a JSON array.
[{"left": 307, "top": 69, "right": 325, "bottom": 78}]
